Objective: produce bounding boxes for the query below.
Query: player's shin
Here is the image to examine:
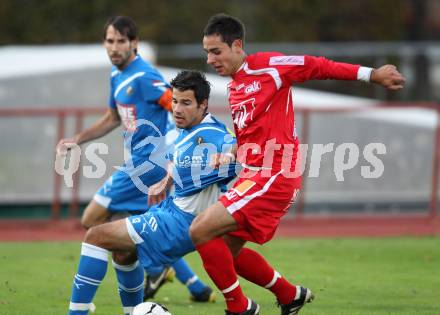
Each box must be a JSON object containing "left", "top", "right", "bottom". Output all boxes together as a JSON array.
[
  {"left": 196, "top": 237, "right": 248, "bottom": 312},
  {"left": 234, "top": 247, "right": 296, "bottom": 305},
  {"left": 113, "top": 259, "right": 144, "bottom": 315},
  {"left": 68, "top": 243, "right": 109, "bottom": 315}
]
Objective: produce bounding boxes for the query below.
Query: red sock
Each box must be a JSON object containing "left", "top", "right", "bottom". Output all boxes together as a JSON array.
[
  {"left": 234, "top": 247, "right": 296, "bottom": 304},
  {"left": 196, "top": 238, "right": 248, "bottom": 312}
]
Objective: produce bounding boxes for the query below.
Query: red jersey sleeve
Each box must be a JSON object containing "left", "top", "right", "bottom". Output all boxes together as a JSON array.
[{"left": 267, "top": 54, "right": 360, "bottom": 84}]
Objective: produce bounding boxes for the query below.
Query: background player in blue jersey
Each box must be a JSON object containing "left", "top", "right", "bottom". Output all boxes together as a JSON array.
[
  {"left": 65, "top": 70, "right": 236, "bottom": 314},
  {"left": 58, "top": 16, "right": 213, "bottom": 314}
]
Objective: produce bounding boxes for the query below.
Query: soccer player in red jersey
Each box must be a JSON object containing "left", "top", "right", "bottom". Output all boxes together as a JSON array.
[{"left": 189, "top": 13, "right": 405, "bottom": 315}]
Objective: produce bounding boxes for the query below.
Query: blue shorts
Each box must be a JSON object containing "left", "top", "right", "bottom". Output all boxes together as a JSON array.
[
  {"left": 125, "top": 198, "right": 196, "bottom": 272},
  {"left": 93, "top": 163, "right": 166, "bottom": 213}
]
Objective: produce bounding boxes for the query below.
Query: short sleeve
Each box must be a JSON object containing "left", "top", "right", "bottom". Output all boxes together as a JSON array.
[
  {"left": 108, "top": 76, "right": 117, "bottom": 109},
  {"left": 138, "top": 77, "right": 168, "bottom": 102},
  {"left": 138, "top": 76, "right": 172, "bottom": 111}
]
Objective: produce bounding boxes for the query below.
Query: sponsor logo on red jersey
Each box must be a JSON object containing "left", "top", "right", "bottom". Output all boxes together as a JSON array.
[
  {"left": 236, "top": 83, "right": 245, "bottom": 91},
  {"left": 244, "top": 81, "right": 261, "bottom": 95},
  {"left": 269, "top": 55, "right": 304, "bottom": 66},
  {"left": 225, "top": 189, "right": 238, "bottom": 200},
  {"left": 230, "top": 98, "right": 255, "bottom": 130}
]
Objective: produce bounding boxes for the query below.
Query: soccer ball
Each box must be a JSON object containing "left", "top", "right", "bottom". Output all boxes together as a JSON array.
[{"left": 132, "top": 302, "right": 171, "bottom": 315}]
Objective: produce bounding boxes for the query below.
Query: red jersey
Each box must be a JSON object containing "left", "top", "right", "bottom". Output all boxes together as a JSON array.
[{"left": 228, "top": 52, "right": 360, "bottom": 171}]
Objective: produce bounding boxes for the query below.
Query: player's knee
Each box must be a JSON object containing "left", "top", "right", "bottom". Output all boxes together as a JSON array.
[
  {"left": 81, "top": 202, "right": 109, "bottom": 229},
  {"left": 81, "top": 213, "right": 106, "bottom": 229},
  {"left": 189, "top": 220, "right": 206, "bottom": 245},
  {"left": 112, "top": 251, "right": 137, "bottom": 265},
  {"left": 189, "top": 222, "right": 200, "bottom": 244},
  {"left": 84, "top": 225, "right": 113, "bottom": 250},
  {"left": 84, "top": 226, "right": 102, "bottom": 246},
  {"left": 80, "top": 216, "right": 93, "bottom": 230}
]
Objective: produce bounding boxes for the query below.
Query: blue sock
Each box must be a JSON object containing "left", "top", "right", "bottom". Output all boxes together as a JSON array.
[
  {"left": 172, "top": 258, "right": 206, "bottom": 295},
  {"left": 113, "top": 260, "right": 144, "bottom": 315},
  {"left": 68, "top": 243, "right": 108, "bottom": 315}
]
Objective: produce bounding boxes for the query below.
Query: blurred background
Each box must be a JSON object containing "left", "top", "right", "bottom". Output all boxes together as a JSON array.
[{"left": 0, "top": 0, "right": 439, "bottom": 228}]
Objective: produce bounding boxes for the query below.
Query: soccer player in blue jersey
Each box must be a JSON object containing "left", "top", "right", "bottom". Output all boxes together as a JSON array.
[
  {"left": 59, "top": 16, "right": 213, "bottom": 314},
  {"left": 65, "top": 70, "right": 236, "bottom": 314}
]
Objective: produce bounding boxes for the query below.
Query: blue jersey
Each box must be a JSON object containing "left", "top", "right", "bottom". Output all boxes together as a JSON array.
[
  {"left": 172, "top": 114, "right": 236, "bottom": 197},
  {"left": 109, "top": 56, "right": 171, "bottom": 167},
  {"left": 127, "top": 114, "right": 237, "bottom": 270},
  {"left": 93, "top": 56, "right": 172, "bottom": 212}
]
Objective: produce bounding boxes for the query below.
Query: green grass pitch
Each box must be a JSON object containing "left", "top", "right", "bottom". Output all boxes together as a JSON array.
[{"left": 0, "top": 237, "right": 439, "bottom": 315}]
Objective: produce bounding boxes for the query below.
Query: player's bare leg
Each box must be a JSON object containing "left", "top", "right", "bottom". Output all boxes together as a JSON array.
[
  {"left": 85, "top": 219, "right": 135, "bottom": 251},
  {"left": 81, "top": 200, "right": 111, "bottom": 229},
  {"left": 190, "top": 201, "right": 238, "bottom": 245},
  {"left": 112, "top": 250, "right": 138, "bottom": 265},
  {"left": 223, "top": 234, "right": 246, "bottom": 257},
  {"left": 91, "top": 221, "right": 146, "bottom": 314}
]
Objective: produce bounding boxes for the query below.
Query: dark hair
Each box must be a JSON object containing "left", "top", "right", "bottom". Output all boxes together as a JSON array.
[
  {"left": 103, "top": 16, "right": 138, "bottom": 41},
  {"left": 203, "top": 13, "right": 245, "bottom": 47},
  {"left": 170, "top": 70, "right": 211, "bottom": 105}
]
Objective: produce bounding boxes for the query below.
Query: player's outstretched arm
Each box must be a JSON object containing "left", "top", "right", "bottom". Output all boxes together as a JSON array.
[
  {"left": 370, "top": 65, "right": 406, "bottom": 90},
  {"left": 56, "top": 108, "right": 121, "bottom": 155},
  {"left": 55, "top": 137, "right": 80, "bottom": 156}
]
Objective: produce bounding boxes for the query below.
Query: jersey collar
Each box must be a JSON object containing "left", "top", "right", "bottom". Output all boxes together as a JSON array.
[{"left": 200, "top": 113, "right": 215, "bottom": 124}]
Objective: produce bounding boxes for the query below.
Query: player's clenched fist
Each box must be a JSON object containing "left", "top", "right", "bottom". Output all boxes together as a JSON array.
[
  {"left": 210, "top": 152, "right": 236, "bottom": 169},
  {"left": 371, "top": 65, "right": 406, "bottom": 91},
  {"left": 56, "top": 137, "right": 79, "bottom": 156},
  {"left": 148, "top": 176, "right": 168, "bottom": 206}
]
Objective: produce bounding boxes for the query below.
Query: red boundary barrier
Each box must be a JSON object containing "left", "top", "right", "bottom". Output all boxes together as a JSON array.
[{"left": 1, "top": 215, "right": 440, "bottom": 241}]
